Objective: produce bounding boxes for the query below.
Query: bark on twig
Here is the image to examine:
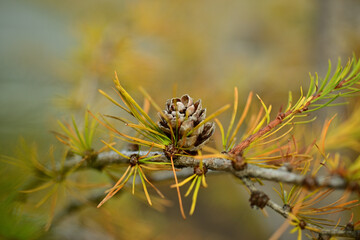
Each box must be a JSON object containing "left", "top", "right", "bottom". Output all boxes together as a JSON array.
[
  {"left": 240, "top": 177, "right": 360, "bottom": 239},
  {"left": 57, "top": 154, "right": 359, "bottom": 239},
  {"left": 63, "top": 150, "right": 350, "bottom": 190}
]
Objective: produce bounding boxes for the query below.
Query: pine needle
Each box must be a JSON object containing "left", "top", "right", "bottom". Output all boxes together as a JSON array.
[
  {"left": 229, "top": 91, "right": 253, "bottom": 145},
  {"left": 170, "top": 155, "right": 186, "bottom": 219},
  {"left": 190, "top": 176, "right": 202, "bottom": 215},
  {"left": 97, "top": 165, "right": 132, "bottom": 208},
  {"left": 138, "top": 169, "right": 152, "bottom": 206},
  {"left": 225, "top": 87, "right": 238, "bottom": 146}
]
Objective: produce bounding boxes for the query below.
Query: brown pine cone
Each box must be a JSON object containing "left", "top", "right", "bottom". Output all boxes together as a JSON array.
[{"left": 157, "top": 94, "right": 215, "bottom": 151}]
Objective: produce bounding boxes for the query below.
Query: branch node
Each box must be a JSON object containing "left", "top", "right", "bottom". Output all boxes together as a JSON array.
[
  {"left": 276, "top": 112, "right": 286, "bottom": 121},
  {"left": 279, "top": 163, "right": 293, "bottom": 172},
  {"left": 84, "top": 149, "right": 98, "bottom": 163},
  {"left": 299, "top": 220, "right": 307, "bottom": 230},
  {"left": 231, "top": 154, "right": 247, "bottom": 171},
  {"left": 302, "top": 175, "right": 318, "bottom": 190},
  {"left": 83, "top": 150, "right": 101, "bottom": 170},
  {"left": 282, "top": 204, "right": 292, "bottom": 213},
  {"left": 164, "top": 144, "right": 179, "bottom": 160},
  {"left": 194, "top": 165, "right": 207, "bottom": 176},
  {"left": 345, "top": 222, "right": 354, "bottom": 231},
  {"left": 129, "top": 154, "right": 139, "bottom": 166}
]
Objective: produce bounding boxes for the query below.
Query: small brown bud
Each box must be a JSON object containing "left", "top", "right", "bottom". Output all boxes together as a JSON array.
[
  {"left": 129, "top": 154, "right": 139, "bottom": 166},
  {"left": 345, "top": 222, "right": 354, "bottom": 231},
  {"left": 277, "top": 112, "right": 286, "bottom": 121},
  {"left": 347, "top": 182, "right": 360, "bottom": 193},
  {"left": 299, "top": 220, "right": 307, "bottom": 230},
  {"left": 128, "top": 143, "right": 139, "bottom": 151},
  {"left": 194, "top": 165, "right": 207, "bottom": 176},
  {"left": 282, "top": 204, "right": 292, "bottom": 213},
  {"left": 66, "top": 150, "right": 75, "bottom": 158},
  {"left": 249, "top": 191, "right": 269, "bottom": 209}
]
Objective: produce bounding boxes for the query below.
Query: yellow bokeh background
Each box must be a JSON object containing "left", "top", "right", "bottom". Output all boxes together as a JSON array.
[{"left": 1, "top": 0, "right": 360, "bottom": 239}]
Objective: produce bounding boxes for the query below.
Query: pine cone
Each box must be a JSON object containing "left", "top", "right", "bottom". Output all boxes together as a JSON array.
[{"left": 157, "top": 94, "right": 215, "bottom": 151}]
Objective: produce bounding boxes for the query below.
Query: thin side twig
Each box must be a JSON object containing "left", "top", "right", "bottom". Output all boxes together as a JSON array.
[{"left": 239, "top": 177, "right": 359, "bottom": 239}]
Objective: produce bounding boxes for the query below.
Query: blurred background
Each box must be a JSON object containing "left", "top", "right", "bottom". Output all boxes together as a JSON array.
[{"left": 1, "top": 0, "right": 360, "bottom": 239}]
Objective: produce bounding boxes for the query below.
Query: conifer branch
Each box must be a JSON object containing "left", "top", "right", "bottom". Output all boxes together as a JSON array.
[
  {"left": 59, "top": 151, "right": 359, "bottom": 238},
  {"left": 240, "top": 177, "right": 360, "bottom": 239},
  {"left": 10, "top": 56, "right": 360, "bottom": 238},
  {"left": 63, "top": 150, "right": 356, "bottom": 191},
  {"left": 230, "top": 57, "right": 360, "bottom": 156}
]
